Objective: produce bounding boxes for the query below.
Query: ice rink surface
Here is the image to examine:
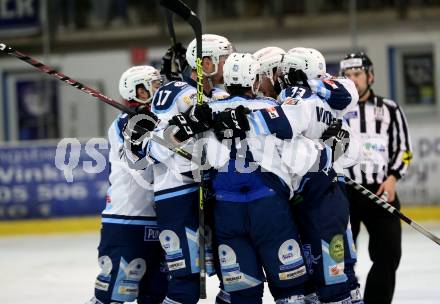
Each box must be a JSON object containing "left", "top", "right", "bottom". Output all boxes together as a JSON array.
[{"left": 1, "top": 223, "right": 439, "bottom": 304}]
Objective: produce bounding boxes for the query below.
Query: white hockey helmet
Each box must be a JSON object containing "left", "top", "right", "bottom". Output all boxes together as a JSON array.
[
  {"left": 253, "top": 46, "right": 286, "bottom": 85},
  {"left": 282, "top": 47, "right": 326, "bottom": 80},
  {"left": 223, "top": 52, "right": 261, "bottom": 94},
  {"left": 118, "top": 65, "right": 162, "bottom": 104},
  {"left": 186, "top": 34, "right": 234, "bottom": 76}
]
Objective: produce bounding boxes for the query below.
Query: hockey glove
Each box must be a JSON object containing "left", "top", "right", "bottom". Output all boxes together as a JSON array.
[
  {"left": 123, "top": 105, "right": 160, "bottom": 145},
  {"left": 168, "top": 104, "right": 213, "bottom": 142},
  {"left": 213, "top": 105, "right": 251, "bottom": 139},
  {"left": 161, "top": 42, "right": 188, "bottom": 82},
  {"left": 320, "top": 119, "right": 350, "bottom": 163},
  {"left": 283, "top": 68, "right": 310, "bottom": 89}
]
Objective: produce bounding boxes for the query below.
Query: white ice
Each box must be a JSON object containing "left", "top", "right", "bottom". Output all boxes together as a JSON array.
[{"left": 0, "top": 223, "right": 439, "bottom": 304}]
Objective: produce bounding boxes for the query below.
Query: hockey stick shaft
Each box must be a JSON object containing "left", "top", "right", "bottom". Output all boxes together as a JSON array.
[
  {"left": 345, "top": 177, "right": 440, "bottom": 246},
  {"left": 0, "top": 42, "right": 198, "bottom": 164},
  {"left": 0, "top": 42, "right": 135, "bottom": 115},
  {"left": 160, "top": 0, "right": 207, "bottom": 298},
  {"left": 165, "top": 10, "right": 177, "bottom": 47}
]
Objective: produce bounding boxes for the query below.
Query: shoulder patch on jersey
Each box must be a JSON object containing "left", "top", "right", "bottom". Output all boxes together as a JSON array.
[
  {"left": 183, "top": 93, "right": 197, "bottom": 105},
  {"left": 266, "top": 107, "right": 280, "bottom": 119},
  {"left": 283, "top": 97, "right": 300, "bottom": 105}
]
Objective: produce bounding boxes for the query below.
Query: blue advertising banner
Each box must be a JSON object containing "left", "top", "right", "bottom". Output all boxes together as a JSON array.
[
  {"left": 0, "top": 0, "right": 41, "bottom": 36},
  {"left": 0, "top": 140, "right": 109, "bottom": 220}
]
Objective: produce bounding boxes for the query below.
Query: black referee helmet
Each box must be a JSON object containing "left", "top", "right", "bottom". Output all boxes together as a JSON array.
[{"left": 340, "top": 52, "right": 374, "bottom": 76}]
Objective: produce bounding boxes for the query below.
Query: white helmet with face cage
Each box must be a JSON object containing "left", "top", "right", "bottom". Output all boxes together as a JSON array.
[
  {"left": 186, "top": 34, "right": 234, "bottom": 76},
  {"left": 118, "top": 65, "right": 162, "bottom": 104},
  {"left": 281, "top": 47, "right": 326, "bottom": 80},
  {"left": 253, "top": 46, "right": 286, "bottom": 85},
  {"left": 223, "top": 52, "right": 261, "bottom": 94}
]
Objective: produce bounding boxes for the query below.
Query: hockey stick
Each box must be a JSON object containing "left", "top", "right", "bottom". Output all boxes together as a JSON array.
[
  {"left": 0, "top": 43, "right": 135, "bottom": 115},
  {"left": 345, "top": 177, "right": 440, "bottom": 246},
  {"left": 159, "top": 0, "right": 207, "bottom": 298},
  {"left": 0, "top": 42, "right": 197, "bottom": 164},
  {"left": 165, "top": 10, "right": 177, "bottom": 47}
]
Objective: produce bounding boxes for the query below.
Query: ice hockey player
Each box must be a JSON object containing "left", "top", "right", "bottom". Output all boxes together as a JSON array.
[
  {"left": 147, "top": 34, "right": 233, "bottom": 304},
  {"left": 281, "top": 47, "right": 364, "bottom": 304},
  {"left": 166, "top": 52, "right": 337, "bottom": 303},
  {"left": 252, "top": 46, "right": 286, "bottom": 99},
  {"left": 214, "top": 48, "right": 361, "bottom": 303},
  {"left": 86, "top": 66, "right": 167, "bottom": 304}
]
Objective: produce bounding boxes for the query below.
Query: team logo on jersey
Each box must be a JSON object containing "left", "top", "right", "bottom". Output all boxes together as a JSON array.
[
  {"left": 183, "top": 94, "right": 197, "bottom": 105},
  {"left": 232, "top": 64, "right": 239, "bottom": 72},
  {"left": 266, "top": 107, "right": 280, "bottom": 119},
  {"left": 283, "top": 97, "right": 300, "bottom": 105}
]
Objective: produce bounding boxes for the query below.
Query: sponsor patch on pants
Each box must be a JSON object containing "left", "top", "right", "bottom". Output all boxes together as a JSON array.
[
  {"left": 95, "top": 279, "right": 109, "bottom": 291},
  {"left": 278, "top": 265, "right": 307, "bottom": 280},
  {"left": 117, "top": 282, "right": 138, "bottom": 296},
  {"left": 167, "top": 259, "right": 186, "bottom": 271}
]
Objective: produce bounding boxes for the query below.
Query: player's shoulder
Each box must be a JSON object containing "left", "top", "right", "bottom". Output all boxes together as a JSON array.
[
  {"left": 211, "top": 87, "right": 230, "bottom": 101},
  {"left": 281, "top": 85, "right": 313, "bottom": 99},
  {"left": 162, "top": 80, "right": 191, "bottom": 91},
  {"left": 152, "top": 81, "right": 195, "bottom": 112},
  {"left": 381, "top": 96, "right": 399, "bottom": 109},
  {"left": 255, "top": 96, "right": 279, "bottom": 106}
]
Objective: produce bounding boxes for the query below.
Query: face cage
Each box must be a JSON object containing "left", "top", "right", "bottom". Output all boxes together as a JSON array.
[{"left": 132, "top": 75, "right": 163, "bottom": 104}]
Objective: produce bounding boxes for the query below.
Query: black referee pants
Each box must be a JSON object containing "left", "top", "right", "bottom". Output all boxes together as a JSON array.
[{"left": 346, "top": 183, "right": 402, "bottom": 304}]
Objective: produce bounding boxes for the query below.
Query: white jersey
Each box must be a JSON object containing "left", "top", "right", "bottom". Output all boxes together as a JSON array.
[
  {"left": 102, "top": 114, "right": 157, "bottom": 222},
  {"left": 277, "top": 78, "right": 361, "bottom": 174},
  {"left": 148, "top": 79, "right": 229, "bottom": 196},
  {"left": 208, "top": 95, "right": 325, "bottom": 197}
]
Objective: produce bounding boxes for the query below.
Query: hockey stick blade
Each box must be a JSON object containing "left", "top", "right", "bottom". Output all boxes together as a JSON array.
[
  {"left": 159, "top": 0, "right": 202, "bottom": 38},
  {"left": 345, "top": 177, "right": 440, "bottom": 246},
  {"left": 160, "top": 0, "right": 192, "bottom": 21}
]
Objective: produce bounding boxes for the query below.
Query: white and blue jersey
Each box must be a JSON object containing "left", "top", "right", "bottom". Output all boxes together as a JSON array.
[
  {"left": 91, "top": 113, "right": 167, "bottom": 304},
  {"left": 143, "top": 78, "right": 230, "bottom": 298},
  {"left": 103, "top": 113, "right": 157, "bottom": 225},
  {"left": 252, "top": 78, "right": 361, "bottom": 176},
  {"left": 208, "top": 95, "right": 327, "bottom": 199},
  {"left": 148, "top": 78, "right": 229, "bottom": 195}
]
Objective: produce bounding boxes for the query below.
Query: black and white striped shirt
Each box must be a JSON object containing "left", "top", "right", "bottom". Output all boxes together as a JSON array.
[{"left": 344, "top": 91, "right": 412, "bottom": 185}]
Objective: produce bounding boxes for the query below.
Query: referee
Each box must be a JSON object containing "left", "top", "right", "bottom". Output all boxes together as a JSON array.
[{"left": 340, "top": 52, "right": 412, "bottom": 304}]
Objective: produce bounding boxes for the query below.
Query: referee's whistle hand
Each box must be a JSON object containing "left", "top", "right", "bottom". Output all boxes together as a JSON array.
[{"left": 376, "top": 175, "right": 397, "bottom": 203}]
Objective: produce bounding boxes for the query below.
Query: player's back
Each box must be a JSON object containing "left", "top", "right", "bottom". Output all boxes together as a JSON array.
[
  {"left": 104, "top": 114, "right": 155, "bottom": 218},
  {"left": 279, "top": 85, "right": 341, "bottom": 140}
]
